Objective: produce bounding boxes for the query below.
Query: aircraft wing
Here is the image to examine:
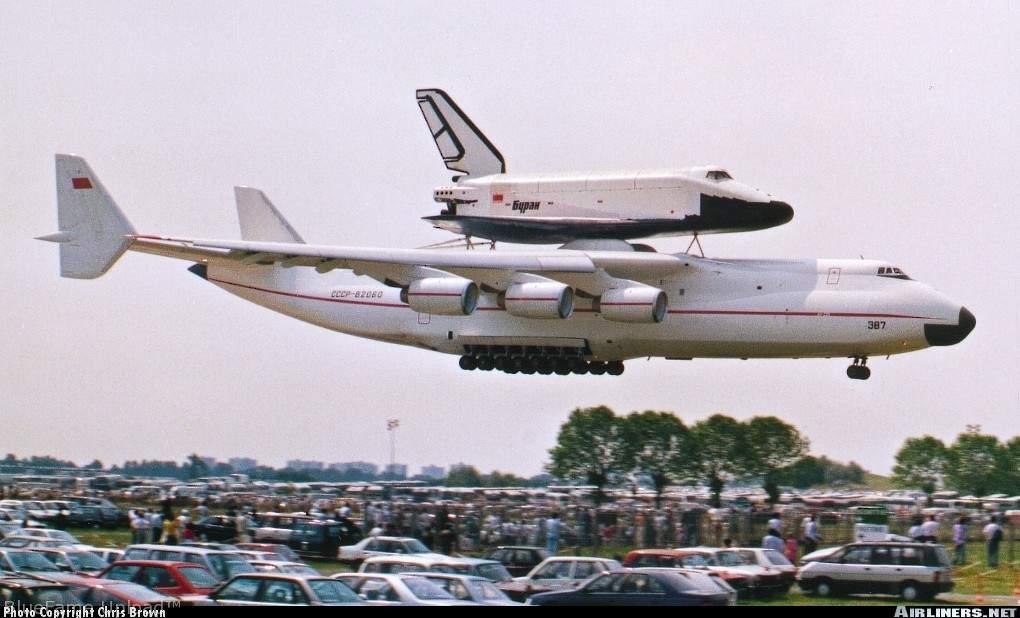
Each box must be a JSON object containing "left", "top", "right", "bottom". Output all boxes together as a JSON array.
[{"left": 130, "top": 235, "right": 691, "bottom": 295}]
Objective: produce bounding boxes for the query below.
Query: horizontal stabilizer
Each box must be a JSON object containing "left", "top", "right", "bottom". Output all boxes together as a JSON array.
[{"left": 41, "top": 154, "right": 136, "bottom": 279}]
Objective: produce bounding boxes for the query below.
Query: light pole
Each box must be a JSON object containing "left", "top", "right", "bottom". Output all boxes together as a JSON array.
[{"left": 386, "top": 419, "right": 399, "bottom": 477}]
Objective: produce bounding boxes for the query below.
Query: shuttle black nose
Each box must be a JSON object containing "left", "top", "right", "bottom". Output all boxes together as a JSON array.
[
  {"left": 768, "top": 200, "right": 795, "bottom": 226},
  {"left": 924, "top": 306, "right": 976, "bottom": 346}
]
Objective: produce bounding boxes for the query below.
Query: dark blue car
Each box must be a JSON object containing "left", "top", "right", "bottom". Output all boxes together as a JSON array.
[{"left": 526, "top": 568, "right": 734, "bottom": 607}]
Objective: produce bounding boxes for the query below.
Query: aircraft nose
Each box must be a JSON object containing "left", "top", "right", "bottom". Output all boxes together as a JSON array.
[
  {"left": 767, "top": 200, "right": 795, "bottom": 226},
  {"left": 924, "top": 306, "right": 976, "bottom": 346}
]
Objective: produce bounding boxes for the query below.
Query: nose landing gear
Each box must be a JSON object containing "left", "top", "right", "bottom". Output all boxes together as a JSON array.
[{"left": 847, "top": 357, "right": 871, "bottom": 380}]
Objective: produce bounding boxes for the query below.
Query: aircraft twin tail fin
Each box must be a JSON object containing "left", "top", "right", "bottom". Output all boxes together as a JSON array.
[
  {"left": 234, "top": 186, "right": 305, "bottom": 243},
  {"left": 416, "top": 88, "right": 505, "bottom": 178},
  {"left": 38, "top": 154, "right": 137, "bottom": 279}
]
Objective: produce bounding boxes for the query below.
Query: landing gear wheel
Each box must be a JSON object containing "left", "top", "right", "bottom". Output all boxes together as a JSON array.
[
  {"left": 494, "top": 356, "right": 509, "bottom": 371},
  {"left": 589, "top": 361, "right": 607, "bottom": 375},
  {"left": 846, "top": 357, "right": 871, "bottom": 380},
  {"left": 458, "top": 356, "right": 477, "bottom": 370},
  {"left": 520, "top": 358, "right": 537, "bottom": 374},
  {"left": 554, "top": 358, "right": 572, "bottom": 375},
  {"left": 606, "top": 361, "right": 625, "bottom": 376},
  {"left": 571, "top": 359, "right": 589, "bottom": 375},
  {"left": 477, "top": 356, "right": 494, "bottom": 371},
  {"left": 536, "top": 359, "right": 554, "bottom": 375}
]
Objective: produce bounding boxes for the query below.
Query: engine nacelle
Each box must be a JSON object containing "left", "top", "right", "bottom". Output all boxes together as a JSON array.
[
  {"left": 501, "top": 282, "right": 574, "bottom": 319},
  {"left": 402, "top": 277, "right": 479, "bottom": 315},
  {"left": 595, "top": 286, "right": 668, "bottom": 323}
]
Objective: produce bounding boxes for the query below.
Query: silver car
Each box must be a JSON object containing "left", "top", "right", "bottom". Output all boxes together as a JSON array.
[{"left": 797, "top": 542, "right": 953, "bottom": 601}]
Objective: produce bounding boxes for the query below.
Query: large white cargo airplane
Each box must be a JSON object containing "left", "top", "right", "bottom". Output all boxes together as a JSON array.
[
  {"left": 40, "top": 155, "right": 974, "bottom": 380},
  {"left": 417, "top": 89, "right": 794, "bottom": 244}
]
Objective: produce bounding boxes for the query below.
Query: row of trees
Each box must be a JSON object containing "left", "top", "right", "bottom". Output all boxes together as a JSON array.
[
  {"left": 546, "top": 406, "right": 810, "bottom": 507},
  {"left": 892, "top": 428, "right": 1020, "bottom": 501}
]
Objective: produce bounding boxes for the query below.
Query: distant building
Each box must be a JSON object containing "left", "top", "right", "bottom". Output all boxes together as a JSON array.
[
  {"left": 420, "top": 465, "right": 445, "bottom": 479},
  {"left": 228, "top": 457, "right": 257, "bottom": 472},
  {"left": 199, "top": 456, "right": 217, "bottom": 469},
  {"left": 449, "top": 462, "right": 472, "bottom": 473},
  {"left": 286, "top": 460, "right": 324, "bottom": 471},
  {"left": 384, "top": 464, "right": 408, "bottom": 478},
  {"left": 329, "top": 461, "right": 378, "bottom": 475}
]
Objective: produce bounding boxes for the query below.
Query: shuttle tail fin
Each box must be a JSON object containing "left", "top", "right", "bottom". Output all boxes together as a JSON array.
[
  {"left": 38, "top": 154, "right": 137, "bottom": 279},
  {"left": 234, "top": 186, "right": 305, "bottom": 243},
  {"left": 416, "top": 88, "right": 505, "bottom": 178}
]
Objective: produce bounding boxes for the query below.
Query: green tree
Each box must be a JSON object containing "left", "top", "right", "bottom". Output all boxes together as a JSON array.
[
  {"left": 185, "top": 454, "right": 210, "bottom": 480},
  {"left": 547, "top": 406, "right": 624, "bottom": 504},
  {"left": 744, "top": 416, "right": 810, "bottom": 504},
  {"left": 618, "top": 411, "right": 695, "bottom": 508},
  {"left": 1005, "top": 437, "right": 1020, "bottom": 495},
  {"left": 892, "top": 436, "right": 949, "bottom": 504},
  {"left": 445, "top": 465, "right": 483, "bottom": 487},
  {"left": 691, "top": 414, "right": 747, "bottom": 507},
  {"left": 946, "top": 432, "right": 1003, "bottom": 496}
]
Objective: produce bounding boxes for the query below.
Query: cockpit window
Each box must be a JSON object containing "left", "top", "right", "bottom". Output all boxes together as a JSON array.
[
  {"left": 877, "top": 266, "right": 911, "bottom": 280},
  {"left": 706, "top": 170, "right": 732, "bottom": 181}
]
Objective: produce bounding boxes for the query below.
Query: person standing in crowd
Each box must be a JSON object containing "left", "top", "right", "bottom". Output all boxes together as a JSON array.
[
  {"left": 762, "top": 528, "right": 784, "bottom": 552},
  {"left": 162, "top": 513, "right": 179, "bottom": 545},
  {"left": 149, "top": 509, "right": 163, "bottom": 543},
  {"left": 802, "top": 515, "right": 821, "bottom": 554},
  {"left": 952, "top": 517, "right": 968, "bottom": 565},
  {"left": 195, "top": 500, "right": 209, "bottom": 521},
  {"left": 767, "top": 512, "right": 783, "bottom": 534},
  {"left": 784, "top": 535, "right": 799, "bottom": 562},
  {"left": 920, "top": 514, "right": 939, "bottom": 543},
  {"left": 983, "top": 516, "right": 1003, "bottom": 568},
  {"left": 545, "top": 512, "right": 561, "bottom": 555},
  {"left": 908, "top": 517, "right": 924, "bottom": 542}
]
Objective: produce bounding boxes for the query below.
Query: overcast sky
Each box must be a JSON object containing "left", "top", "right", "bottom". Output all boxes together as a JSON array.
[{"left": 3, "top": 1, "right": 1017, "bottom": 478}]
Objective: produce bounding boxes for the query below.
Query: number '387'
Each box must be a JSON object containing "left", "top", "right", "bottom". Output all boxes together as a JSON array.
[{"left": 867, "top": 320, "right": 886, "bottom": 330}]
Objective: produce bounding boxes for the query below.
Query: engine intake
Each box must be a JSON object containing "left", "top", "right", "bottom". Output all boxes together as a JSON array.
[
  {"left": 402, "top": 277, "right": 479, "bottom": 315},
  {"left": 501, "top": 282, "right": 574, "bottom": 319},
  {"left": 595, "top": 286, "right": 668, "bottom": 323}
]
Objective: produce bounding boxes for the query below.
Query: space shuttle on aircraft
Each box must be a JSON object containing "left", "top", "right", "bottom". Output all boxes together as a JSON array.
[{"left": 417, "top": 89, "right": 795, "bottom": 244}]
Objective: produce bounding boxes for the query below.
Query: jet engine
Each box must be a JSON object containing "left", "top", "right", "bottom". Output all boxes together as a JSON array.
[
  {"left": 402, "top": 277, "right": 479, "bottom": 315},
  {"left": 595, "top": 286, "right": 668, "bottom": 323},
  {"left": 501, "top": 282, "right": 574, "bottom": 319}
]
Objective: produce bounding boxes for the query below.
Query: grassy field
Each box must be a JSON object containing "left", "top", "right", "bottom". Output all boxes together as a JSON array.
[{"left": 61, "top": 527, "right": 1018, "bottom": 604}]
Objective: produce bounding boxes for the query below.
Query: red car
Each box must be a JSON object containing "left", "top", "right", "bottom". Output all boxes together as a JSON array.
[
  {"left": 47, "top": 575, "right": 177, "bottom": 606},
  {"left": 98, "top": 560, "right": 219, "bottom": 597}
]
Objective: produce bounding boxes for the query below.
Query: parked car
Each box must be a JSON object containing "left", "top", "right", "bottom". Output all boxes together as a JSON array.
[
  {"left": 333, "top": 573, "right": 475, "bottom": 606},
  {"left": 526, "top": 568, "right": 735, "bottom": 606},
  {"left": 486, "top": 546, "right": 549, "bottom": 577},
  {"left": 193, "top": 515, "right": 241, "bottom": 542},
  {"left": 797, "top": 542, "right": 953, "bottom": 601},
  {"left": 99, "top": 560, "right": 219, "bottom": 597},
  {"left": 337, "top": 536, "right": 446, "bottom": 565},
  {"left": 30, "top": 547, "right": 109, "bottom": 576},
  {"left": 359, "top": 555, "right": 512, "bottom": 582},
  {"left": 210, "top": 573, "right": 364, "bottom": 606},
  {"left": 83, "top": 547, "right": 125, "bottom": 564},
  {"left": 250, "top": 560, "right": 320, "bottom": 575},
  {"left": 0, "top": 549, "right": 62, "bottom": 574},
  {"left": 288, "top": 519, "right": 362, "bottom": 559},
  {"left": 53, "top": 575, "right": 178, "bottom": 606},
  {"left": 501, "top": 556, "right": 623, "bottom": 601},
  {"left": 623, "top": 549, "right": 753, "bottom": 598},
  {"left": 3, "top": 529, "right": 81, "bottom": 546},
  {"left": 235, "top": 543, "right": 301, "bottom": 562},
  {"left": 67, "top": 504, "right": 105, "bottom": 528},
  {"left": 416, "top": 573, "right": 522, "bottom": 605},
  {"left": 64, "top": 497, "right": 124, "bottom": 528},
  {"left": 0, "top": 576, "right": 81, "bottom": 605},
  {"left": 732, "top": 547, "right": 797, "bottom": 594},
  {"left": 122, "top": 544, "right": 255, "bottom": 582}
]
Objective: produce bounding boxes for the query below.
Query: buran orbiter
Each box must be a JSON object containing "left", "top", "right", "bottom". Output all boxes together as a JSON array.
[{"left": 417, "top": 88, "right": 794, "bottom": 244}]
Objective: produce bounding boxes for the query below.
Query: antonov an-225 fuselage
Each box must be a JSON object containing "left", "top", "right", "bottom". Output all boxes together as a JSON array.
[{"left": 41, "top": 156, "right": 975, "bottom": 380}]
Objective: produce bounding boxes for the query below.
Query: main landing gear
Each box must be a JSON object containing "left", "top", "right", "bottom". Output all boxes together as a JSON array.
[
  {"left": 459, "top": 355, "right": 625, "bottom": 376},
  {"left": 846, "top": 357, "right": 871, "bottom": 380}
]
